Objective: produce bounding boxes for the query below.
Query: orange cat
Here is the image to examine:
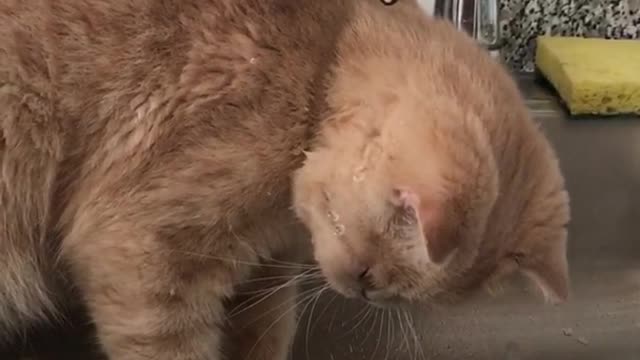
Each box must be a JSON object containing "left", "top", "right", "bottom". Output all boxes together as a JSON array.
[{"left": 0, "top": 0, "right": 570, "bottom": 359}]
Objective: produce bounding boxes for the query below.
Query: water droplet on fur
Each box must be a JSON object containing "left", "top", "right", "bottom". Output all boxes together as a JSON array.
[
  {"left": 353, "top": 173, "right": 365, "bottom": 182},
  {"left": 249, "top": 57, "right": 257, "bottom": 64},
  {"left": 169, "top": 288, "right": 176, "bottom": 297},
  {"left": 327, "top": 211, "right": 339, "bottom": 222},
  {"left": 334, "top": 224, "right": 345, "bottom": 235}
]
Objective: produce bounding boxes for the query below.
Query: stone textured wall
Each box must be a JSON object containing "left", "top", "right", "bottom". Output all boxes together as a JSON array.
[{"left": 499, "top": 0, "right": 640, "bottom": 71}]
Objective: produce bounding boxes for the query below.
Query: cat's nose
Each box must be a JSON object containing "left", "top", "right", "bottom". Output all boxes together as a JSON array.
[
  {"left": 356, "top": 267, "right": 376, "bottom": 298},
  {"left": 356, "top": 268, "right": 393, "bottom": 303}
]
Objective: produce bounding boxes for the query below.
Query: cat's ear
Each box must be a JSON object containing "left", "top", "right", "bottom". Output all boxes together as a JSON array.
[
  {"left": 513, "top": 237, "right": 570, "bottom": 303},
  {"left": 390, "top": 187, "right": 459, "bottom": 264}
]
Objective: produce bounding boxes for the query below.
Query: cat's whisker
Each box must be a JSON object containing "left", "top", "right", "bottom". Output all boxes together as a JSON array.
[
  {"left": 229, "top": 290, "right": 287, "bottom": 318},
  {"left": 402, "top": 309, "right": 418, "bottom": 360},
  {"left": 230, "top": 230, "right": 317, "bottom": 269},
  {"left": 235, "top": 279, "right": 324, "bottom": 296},
  {"left": 229, "top": 274, "right": 320, "bottom": 316},
  {"left": 235, "top": 274, "right": 316, "bottom": 286},
  {"left": 372, "top": 309, "right": 385, "bottom": 358},
  {"left": 232, "top": 277, "right": 323, "bottom": 296},
  {"left": 235, "top": 267, "right": 322, "bottom": 287},
  {"left": 236, "top": 272, "right": 324, "bottom": 291},
  {"left": 308, "top": 291, "right": 339, "bottom": 337},
  {"left": 392, "top": 310, "right": 404, "bottom": 356},
  {"left": 237, "top": 284, "right": 325, "bottom": 343},
  {"left": 392, "top": 312, "right": 400, "bottom": 359},
  {"left": 403, "top": 309, "right": 425, "bottom": 360},
  {"left": 395, "top": 309, "right": 411, "bottom": 355},
  {"left": 359, "top": 307, "right": 379, "bottom": 347},
  {"left": 304, "top": 285, "right": 328, "bottom": 360},
  {"left": 229, "top": 272, "right": 320, "bottom": 317},
  {"left": 174, "top": 250, "right": 313, "bottom": 270},
  {"left": 384, "top": 310, "right": 393, "bottom": 360},
  {"left": 253, "top": 285, "right": 315, "bottom": 318},
  {"left": 291, "top": 285, "right": 332, "bottom": 359},
  {"left": 350, "top": 305, "right": 369, "bottom": 324},
  {"left": 263, "top": 258, "right": 318, "bottom": 268},
  {"left": 245, "top": 285, "right": 325, "bottom": 359},
  {"left": 255, "top": 256, "right": 318, "bottom": 269},
  {"left": 349, "top": 305, "right": 371, "bottom": 329},
  {"left": 342, "top": 304, "right": 372, "bottom": 338}
]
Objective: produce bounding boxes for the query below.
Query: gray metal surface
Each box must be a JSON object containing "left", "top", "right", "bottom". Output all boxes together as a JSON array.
[{"left": 3, "top": 75, "right": 640, "bottom": 360}]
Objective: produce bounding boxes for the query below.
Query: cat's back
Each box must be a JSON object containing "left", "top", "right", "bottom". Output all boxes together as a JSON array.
[
  {"left": 0, "top": 0, "right": 354, "bottom": 208},
  {"left": 2, "top": 0, "right": 351, "bottom": 123},
  {"left": 0, "top": 0, "right": 354, "bottom": 249},
  {"left": 0, "top": 0, "right": 354, "bottom": 340},
  {"left": 0, "top": 0, "right": 356, "bottom": 239}
]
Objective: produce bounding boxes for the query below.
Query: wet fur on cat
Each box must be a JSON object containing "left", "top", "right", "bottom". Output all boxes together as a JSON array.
[{"left": 0, "top": 0, "right": 570, "bottom": 359}]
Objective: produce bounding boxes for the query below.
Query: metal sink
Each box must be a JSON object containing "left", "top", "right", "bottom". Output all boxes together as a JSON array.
[{"left": 3, "top": 75, "right": 640, "bottom": 360}]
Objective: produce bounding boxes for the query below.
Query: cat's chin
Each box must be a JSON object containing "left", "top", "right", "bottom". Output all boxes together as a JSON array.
[
  {"left": 359, "top": 290, "right": 406, "bottom": 308},
  {"left": 328, "top": 285, "right": 400, "bottom": 308},
  {"left": 363, "top": 297, "right": 403, "bottom": 309}
]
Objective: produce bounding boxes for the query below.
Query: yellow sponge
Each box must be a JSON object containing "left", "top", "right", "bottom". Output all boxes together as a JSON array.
[{"left": 535, "top": 36, "right": 640, "bottom": 115}]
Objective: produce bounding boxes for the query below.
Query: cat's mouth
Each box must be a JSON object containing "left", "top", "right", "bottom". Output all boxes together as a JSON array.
[
  {"left": 326, "top": 271, "right": 405, "bottom": 308},
  {"left": 360, "top": 288, "right": 403, "bottom": 308}
]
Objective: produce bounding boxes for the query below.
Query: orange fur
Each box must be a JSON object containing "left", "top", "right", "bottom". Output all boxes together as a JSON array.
[
  {"left": 0, "top": 0, "right": 570, "bottom": 359},
  {"left": 293, "top": 1, "right": 570, "bottom": 304}
]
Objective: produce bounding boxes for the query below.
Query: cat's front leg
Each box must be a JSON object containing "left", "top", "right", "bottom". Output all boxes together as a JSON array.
[
  {"left": 224, "top": 262, "right": 299, "bottom": 360},
  {"left": 64, "top": 224, "right": 247, "bottom": 360}
]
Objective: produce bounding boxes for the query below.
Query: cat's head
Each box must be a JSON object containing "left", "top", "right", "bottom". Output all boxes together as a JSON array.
[{"left": 292, "top": 87, "right": 570, "bottom": 307}]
